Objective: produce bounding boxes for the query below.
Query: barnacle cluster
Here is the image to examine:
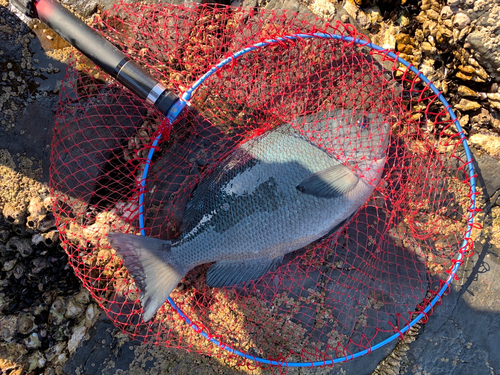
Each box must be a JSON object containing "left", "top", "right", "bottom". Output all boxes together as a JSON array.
[{"left": 0, "top": 160, "right": 100, "bottom": 375}]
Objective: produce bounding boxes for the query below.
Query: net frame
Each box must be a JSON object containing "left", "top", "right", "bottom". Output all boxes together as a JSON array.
[{"left": 135, "top": 32, "right": 478, "bottom": 367}]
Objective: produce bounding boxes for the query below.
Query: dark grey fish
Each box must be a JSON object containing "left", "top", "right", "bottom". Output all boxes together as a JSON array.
[{"left": 108, "top": 110, "right": 390, "bottom": 321}]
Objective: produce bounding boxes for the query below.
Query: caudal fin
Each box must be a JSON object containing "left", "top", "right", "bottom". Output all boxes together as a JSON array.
[{"left": 107, "top": 233, "right": 186, "bottom": 322}]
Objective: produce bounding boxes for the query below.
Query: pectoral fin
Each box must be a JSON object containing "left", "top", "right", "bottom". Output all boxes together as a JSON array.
[
  {"left": 296, "top": 164, "right": 359, "bottom": 198},
  {"left": 206, "top": 256, "right": 284, "bottom": 287}
]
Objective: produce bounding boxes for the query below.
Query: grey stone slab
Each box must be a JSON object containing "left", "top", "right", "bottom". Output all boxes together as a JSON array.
[
  {"left": 60, "top": 0, "right": 98, "bottom": 17},
  {"left": 62, "top": 318, "right": 115, "bottom": 375},
  {"left": 264, "top": 0, "right": 313, "bottom": 14},
  {"left": 472, "top": 150, "right": 500, "bottom": 202},
  {"left": 464, "top": 1, "right": 500, "bottom": 81},
  {"left": 0, "top": 5, "right": 67, "bottom": 182},
  {"left": 63, "top": 316, "right": 251, "bottom": 375},
  {"left": 399, "top": 213, "right": 500, "bottom": 375}
]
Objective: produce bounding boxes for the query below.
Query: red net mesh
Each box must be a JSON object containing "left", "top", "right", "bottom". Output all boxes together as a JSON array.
[{"left": 49, "top": 3, "right": 474, "bottom": 367}]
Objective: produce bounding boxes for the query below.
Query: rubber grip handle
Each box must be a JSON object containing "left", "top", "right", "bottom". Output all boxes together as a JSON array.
[{"left": 34, "top": 0, "right": 178, "bottom": 114}]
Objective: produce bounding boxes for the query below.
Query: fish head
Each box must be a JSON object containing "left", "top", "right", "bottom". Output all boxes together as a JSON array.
[
  {"left": 352, "top": 111, "right": 391, "bottom": 161},
  {"left": 293, "top": 109, "right": 391, "bottom": 186},
  {"left": 297, "top": 109, "right": 391, "bottom": 163},
  {"left": 347, "top": 111, "right": 391, "bottom": 185}
]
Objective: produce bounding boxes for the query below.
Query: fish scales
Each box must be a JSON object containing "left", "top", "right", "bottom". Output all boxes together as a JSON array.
[{"left": 175, "top": 124, "right": 352, "bottom": 262}]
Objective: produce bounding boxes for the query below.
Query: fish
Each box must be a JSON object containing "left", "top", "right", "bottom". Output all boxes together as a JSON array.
[{"left": 107, "top": 110, "right": 391, "bottom": 321}]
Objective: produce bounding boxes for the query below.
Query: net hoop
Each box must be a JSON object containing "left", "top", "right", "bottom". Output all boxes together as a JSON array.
[{"left": 134, "top": 32, "right": 478, "bottom": 367}]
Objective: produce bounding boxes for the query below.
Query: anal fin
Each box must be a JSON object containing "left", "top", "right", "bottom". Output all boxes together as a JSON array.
[{"left": 206, "top": 256, "right": 284, "bottom": 288}]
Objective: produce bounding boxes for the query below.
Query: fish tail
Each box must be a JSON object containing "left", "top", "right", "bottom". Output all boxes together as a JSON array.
[{"left": 107, "top": 232, "right": 187, "bottom": 322}]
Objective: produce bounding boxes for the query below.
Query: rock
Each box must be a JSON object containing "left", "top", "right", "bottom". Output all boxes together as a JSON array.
[
  {"left": 65, "top": 298, "right": 85, "bottom": 319},
  {"left": 465, "top": 1, "right": 500, "bottom": 80},
  {"left": 41, "top": 231, "right": 58, "bottom": 247},
  {"left": 84, "top": 304, "right": 100, "bottom": 327},
  {"left": 426, "top": 9, "right": 439, "bottom": 21},
  {"left": 62, "top": 320, "right": 116, "bottom": 375},
  {"left": 371, "top": 23, "right": 398, "bottom": 50},
  {"left": 49, "top": 297, "right": 67, "bottom": 326},
  {"left": 440, "top": 6, "right": 454, "bottom": 19},
  {"left": 471, "top": 108, "right": 492, "bottom": 128},
  {"left": 27, "top": 350, "right": 46, "bottom": 372},
  {"left": 60, "top": 0, "right": 98, "bottom": 18},
  {"left": 2, "top": 258, "right": 17, "bottom": 272},
  {"left": 472, "top": 150, "right": 500, "bottom": 200},
  {"left": 68, "top": 326, "right": 87, "bottom": 354},
  {"left": 454, "top": 99, "right": 481, "bottom": 112},
  {"left": 24, "top": 332, "right": 41, "bottom": 349},
  {"left": 469, "top": 133, "right": 500, "bottom": 159},
  {"left": 28, "top": 197, "right": 47, "bottom": 218},
  {"left": 492, "top": 112, "right": 500, "bottom": 131},
  {"left": 17, "top": 313, "right": 36, "bottom": 335},
  {"left": 457, "top": 85, "right": 479, "bottom": 98},
  {"left": 308, "top": 0, "right": 337, "bottom": 19},
  {"left": 453, "top": 12, "right": 470, "bottom": 29},
  {"left": 0, "top": 315, "right": 18, "bottom": 342},
  {"left": 420, "top": 41, "right": 435, "bottom": 54},
  {"left": 264, "top": 0, "right": 314, "bottom": 14},
  {"left": 51, "top": 84, "right": 147, "bottom": 207},
  {"left": 0, "top": 5, "right": 66, "bottom": 182},
  {"left": 6, "top": 236, "right": 32, "bottom": 257},
  {"left": 487, "top": 93, "right": 500, "bottom": 111},
  {"left": 31, "top": 257, "right": 48, "bottom": 274},
  {"left": 2, "top": 203, "right": 27, "bottom": 226},
  {"left": 31, "top": 233, "right": 43, "bottom": 246},
  {"left": 343, "top": 0, "right": 359, "bottom": 19}
]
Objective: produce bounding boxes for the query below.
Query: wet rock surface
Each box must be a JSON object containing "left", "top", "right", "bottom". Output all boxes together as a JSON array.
[
  {"left": 464, "top": 0, "right": 500, "bottom": 82},
  {"left": 0, "top": 3, "right": 67, "bottom": 182},
  {"left": 1, "top": 0, "right": 500, "bottom": 374},
  {"left": 63, "top": 319, "right": 252, "bottom": 375},
  {"left": 400, "top": 234, "right": 500, "bottom": 374}
]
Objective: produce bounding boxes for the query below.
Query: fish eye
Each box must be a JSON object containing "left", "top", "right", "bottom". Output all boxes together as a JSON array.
[{"left": 356, "top": 116, "right": 369, "bottom": 130}]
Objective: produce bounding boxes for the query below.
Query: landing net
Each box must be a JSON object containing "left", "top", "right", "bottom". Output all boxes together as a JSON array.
[{"left": 49, "top": 3, "right": 478, "bottom": 368}]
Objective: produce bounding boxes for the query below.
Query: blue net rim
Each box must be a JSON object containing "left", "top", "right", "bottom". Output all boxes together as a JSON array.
[{"left": 136, "top": 33, "right": 477, "bottom": 367}]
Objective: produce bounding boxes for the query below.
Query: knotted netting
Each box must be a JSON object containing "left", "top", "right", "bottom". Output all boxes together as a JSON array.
[{"left": 49, "top": 2, "right": 478, "bottom": 368}]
